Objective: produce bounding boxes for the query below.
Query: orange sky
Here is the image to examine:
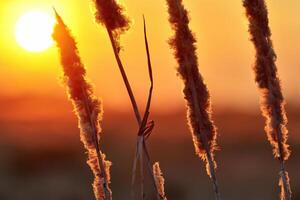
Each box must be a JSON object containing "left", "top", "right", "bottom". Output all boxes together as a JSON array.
[{"left": 0, "top": 0, "right": 300, "bottom": 112}]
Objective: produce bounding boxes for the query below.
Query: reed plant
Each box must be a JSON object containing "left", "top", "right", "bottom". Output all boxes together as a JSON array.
[
  {"left": 48, "top": 1, "right": 296, "bottom": 199},
  {"left": 153, "top": 162, "right": 167, "bottom": 200},
  {"left": 52, "top": 10, "right": 112, "bottom": 200},
  {"left": 166, "top": 0, "right": 221, "bottom": 199},
  {"left": 91, "top": 1, "right": 166, "bottom": 199},
  {"left": 243, "top": 0, "right": 292, "bottom": 199}
]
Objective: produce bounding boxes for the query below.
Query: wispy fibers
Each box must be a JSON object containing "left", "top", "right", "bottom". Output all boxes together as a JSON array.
[
  {"left": 93, "top": 0, "right": 130, "bottom": 54},
  {"left": 166, "top": 0, "right": 220, "bottom": 199},
  {"left": 243, "top": 0, "right": 291, "bottom": 199},
  {"left": 52, "top": 10, "right": 112, "bottom": 200},
  {"left": 91, "top": 1, "right": 166, "bottom": 199},
  {"left": 153, "top": 162, "right": 167, "bottom": 200}
]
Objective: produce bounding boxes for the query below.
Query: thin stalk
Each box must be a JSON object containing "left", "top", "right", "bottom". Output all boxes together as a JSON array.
[
  {"left": 104, "top": 17, "right": 161, "bottom": 199},
  {"left": 141, "top": 16, "right": 162, "bottom": 199},
  {"left": 276, "top": 126, "right": 290, "bottom": 200},
  {"left": 106, "top": 28, "right": 142, "bottom": 125}
]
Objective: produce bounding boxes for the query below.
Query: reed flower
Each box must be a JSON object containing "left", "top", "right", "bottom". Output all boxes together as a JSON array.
[
  {"left": 52, "top": 10, "right": 112, "bottom": 200},
  {"left": 92, "top": 0, "right": 130, "bottom": 51},
  {"left": 166, "top": 0, "right": 220, "bottom": 199},
  {"left": 243, "top": 0, "right": 291, "bottom": 199},
  {"left": 153, "top": 162, "right": 167, "bottom": 200}
]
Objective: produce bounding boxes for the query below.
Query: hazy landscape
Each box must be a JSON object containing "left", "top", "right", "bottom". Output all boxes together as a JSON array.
[{"left": 0, "top": 96, "right": 299, "bottom": 200}]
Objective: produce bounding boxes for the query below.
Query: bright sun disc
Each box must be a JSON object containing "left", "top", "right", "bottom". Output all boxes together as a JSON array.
[{"left": 15, "top": 11, "right": 55, "bottom": 52}]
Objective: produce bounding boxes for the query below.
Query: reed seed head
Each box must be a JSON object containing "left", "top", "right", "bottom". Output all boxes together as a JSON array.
[
  {"left": 92, "top": 0, "right": 130, "bottom": 51},
  {"left": 243, "top": 0, "right": 290, "bottom": 161},
  {"left": 166, "top": 0, "right": 218, "bottom": 173},
  {"left": 52, "top": 10, "right": 112, "bottom": 200},
  {"left": 153, "top": 162, "right": 167, "bottom": 200}
]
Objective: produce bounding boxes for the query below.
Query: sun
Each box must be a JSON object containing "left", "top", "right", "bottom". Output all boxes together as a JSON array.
[{"left": 15, "top": 11, "right": 55, "bottom": 52}]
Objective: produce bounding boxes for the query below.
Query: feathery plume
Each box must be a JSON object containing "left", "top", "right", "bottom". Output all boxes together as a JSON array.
[
  {"left": 243, "top": 0, "right": 290, "bottom": 161},
  {"left": 153, "top": 162, "right": 167, "bottom": 200},
  {"left": 52, "top": 10, "right": 112, "bottom": 200},
  {"left": 93, "top": 0, "right": 130, "bottom": 31},
  {"left": 243, "top": 0, "right": 291, "bottom": 199},
  {"left": 166, "top": 0, "right": 220, "bottom": 199},
  {"left": 92, "top": 0, "right": 130, "bottom": 51}
]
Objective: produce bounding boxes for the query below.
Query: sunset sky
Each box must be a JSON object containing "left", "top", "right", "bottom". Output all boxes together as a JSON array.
[{"left": 0, "top": 0, "right": 299, "bottom": 112}]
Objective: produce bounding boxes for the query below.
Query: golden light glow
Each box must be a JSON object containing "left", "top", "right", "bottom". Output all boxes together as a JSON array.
[
  {"left": 15, "top": 11, "right": 55, "bottom": 52},
  {"left": 0, "top": 0, "right": 297, "bottom": 110}
]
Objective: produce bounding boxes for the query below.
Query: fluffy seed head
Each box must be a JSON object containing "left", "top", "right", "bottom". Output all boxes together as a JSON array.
[
  {"left": 52, "top": 10, "right": 112, "bottom": 200},
  {"left": 166, "top": 0, "right": 218, "bottom": 172},
  {"left": 92, "top": 0, "right": 130, "bottom": 50},
  {"left": 153, "top": 162, "right": 167, "bottom": 200},
  {"left": 243, "top": 0, "right": 290, "bottom": 160}
]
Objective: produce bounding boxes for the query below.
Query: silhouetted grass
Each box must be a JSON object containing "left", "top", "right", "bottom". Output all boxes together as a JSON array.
[
  {"left": 91, "top": 1, "right": 166, "bottom": 199},
  {"left": 52, "top": 10, "right": 112, "bottom": 200},
  {"left": 45, "top": 1, "right": 298, "bottom": 199},
  {"left": 166, "top": 0, "right": 221, "bottom": 199},
  {"left": 243, "top": 0, "right": 292, "bottom": 199}
]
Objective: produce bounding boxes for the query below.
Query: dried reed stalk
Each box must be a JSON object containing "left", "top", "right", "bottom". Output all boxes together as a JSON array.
[
  {"left": 91, "top": 1, "right": 166, "bottom": 199},
  {"left": 166, "top": 0, "right": 221, "bottom": 199},
  {"left": 52, "top": 10, "right": 112, "bottom": 200},
  {"left": 243, "top": 0, "right": 291, "bottom": 199}
]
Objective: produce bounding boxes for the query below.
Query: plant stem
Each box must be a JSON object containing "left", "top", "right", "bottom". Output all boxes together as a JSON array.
[
  {"left": 106, "top": 29, "right": 142, "bottom": 125},
  {"left": 276, "top": 126, "right": 291, "bottom": 200},
  {"left": 104, "top": 21, "right": 161, "bottom": 199}
]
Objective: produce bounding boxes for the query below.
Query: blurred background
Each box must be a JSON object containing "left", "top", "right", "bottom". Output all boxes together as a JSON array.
[
  {"left": 1, "top": 100, "right": 300, "bottom": 200},
  {"left": 0, "top": 0, "right": 299, "bottom": 199}
]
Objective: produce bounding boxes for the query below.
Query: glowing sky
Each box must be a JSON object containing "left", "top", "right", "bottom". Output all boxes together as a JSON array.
[{"left": 0, "top": 0, "right": 299, "bottom": 112}]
